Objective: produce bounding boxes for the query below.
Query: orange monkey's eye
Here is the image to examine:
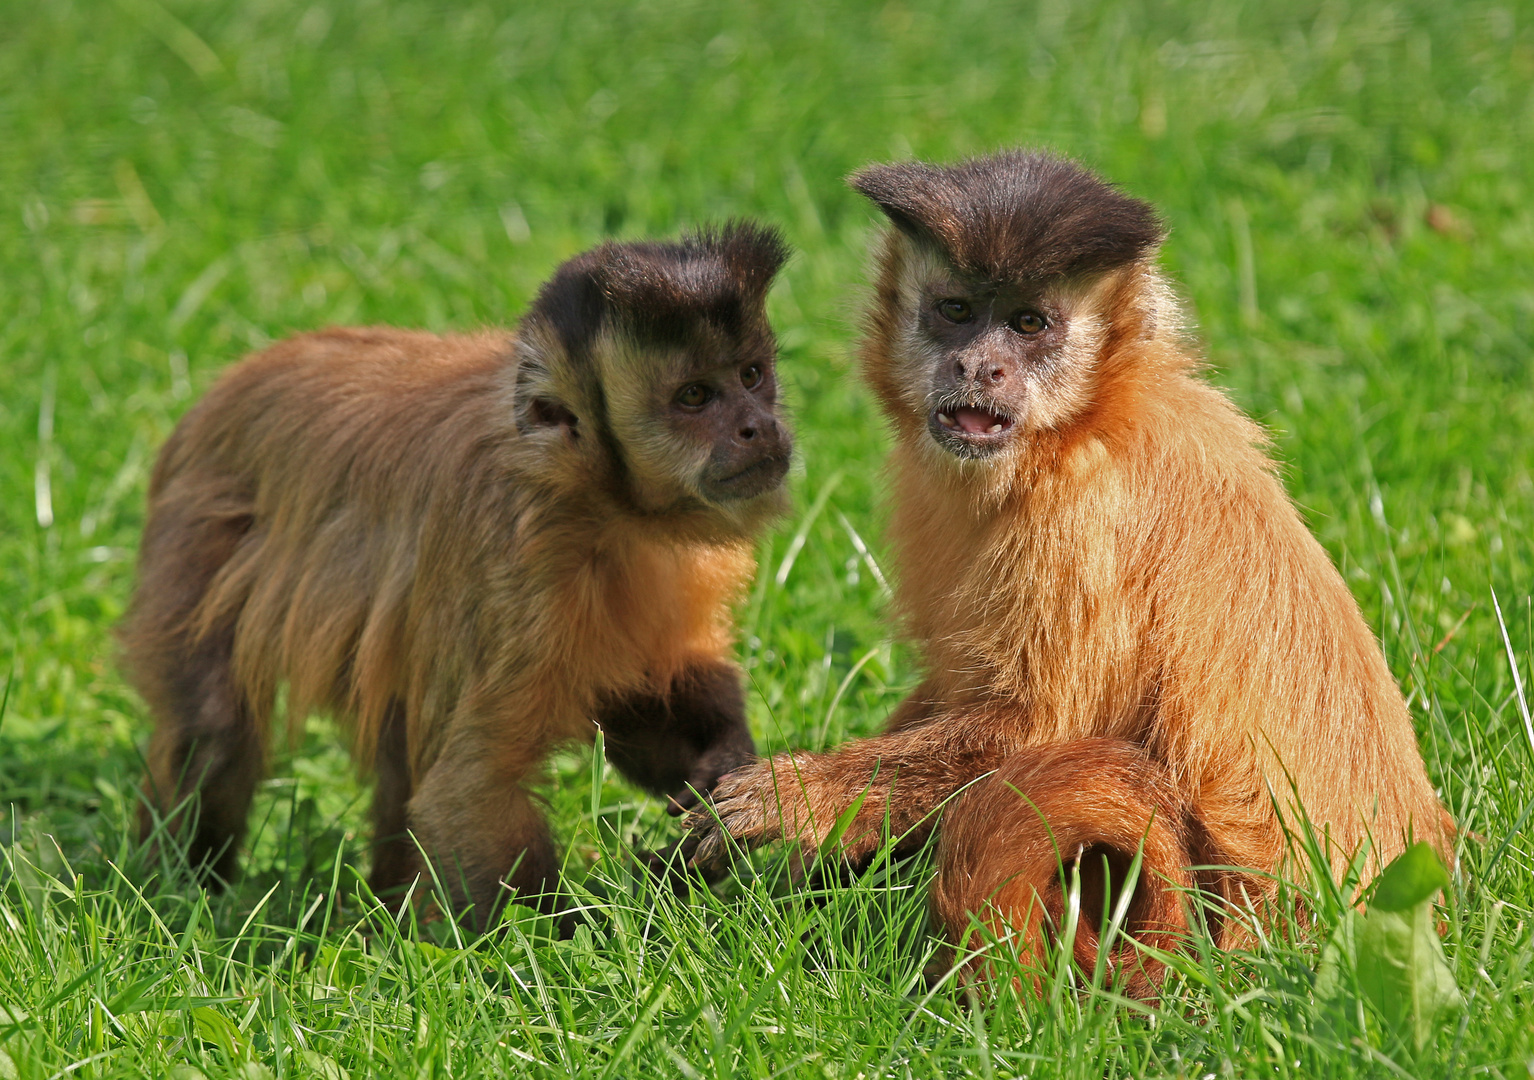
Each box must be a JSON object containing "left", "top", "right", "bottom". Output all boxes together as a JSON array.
[
  {"left": 741, "top": 363, "right": 763, "bottom": 389},
  {"left": 937, "top": 298, "right": 973, "bottom": 323},
  {"left": 1010, "top": 311, "right": 1047, "bottom": 334}
]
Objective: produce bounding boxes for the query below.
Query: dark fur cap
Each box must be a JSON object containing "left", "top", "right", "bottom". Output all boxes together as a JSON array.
[
  {"left": 849, "top": 150, "right": 1164, "bottom": 283},
  {"left": 526, "top": 221, "right": 790, "bottom": 359}
]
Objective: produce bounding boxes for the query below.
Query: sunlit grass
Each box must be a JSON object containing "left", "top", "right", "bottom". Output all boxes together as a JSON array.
[{"left": 3, "top": 0, "right": 1533, "bottom": 1075}]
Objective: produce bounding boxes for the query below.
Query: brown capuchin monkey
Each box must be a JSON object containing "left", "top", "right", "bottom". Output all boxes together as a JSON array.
[
  {"left": 685, "top": 153, "right": 1453, "bottom": 995},
  {"left": 122, "top": 223, "right": 793, "bottom": 930}
]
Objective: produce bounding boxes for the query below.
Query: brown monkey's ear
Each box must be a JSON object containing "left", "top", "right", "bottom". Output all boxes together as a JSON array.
[
  {"left": 511, "top": 337, "right": 582, "bottom": 438},
  {"left": 848, "top": 151, "right": 1165, "bottom": 282},
  {"left": 525, "top": 396, "right": 579, "bottom": 433}
]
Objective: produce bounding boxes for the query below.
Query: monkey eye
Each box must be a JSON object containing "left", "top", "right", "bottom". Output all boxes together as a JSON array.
[
  {"left": 740, "top": 363, "right": 764, "bottom": 390},
  {"left": 675, "top": 383, "right": 714, "bottom": 409},
  {"left": 937, "top": 298, "right": 973, "bottom": 323},
  {"left": 1010, "top": 311, "right": 1047, "bottom": 335}
]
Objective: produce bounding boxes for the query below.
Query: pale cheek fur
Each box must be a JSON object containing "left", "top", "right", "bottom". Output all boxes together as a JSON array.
[
  {"left": 893, "top": 250, "right": 950, "bottom": 417},
  {"left": 597, "top": 337, "right": 713, "bottom": 507},
  {"left": 1022, "top": 301, "right": 1105, "bottom": 432}
]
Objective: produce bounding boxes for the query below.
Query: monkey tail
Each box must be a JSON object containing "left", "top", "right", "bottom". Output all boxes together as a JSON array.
[{"left": 931, "top": 738, "right": 1198, "bottom": 999}]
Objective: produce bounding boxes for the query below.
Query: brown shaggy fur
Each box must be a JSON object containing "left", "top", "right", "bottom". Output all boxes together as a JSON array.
[
  {"left": 123, "top": 224, "right": 793, "bottom": 929},
  {"left": 686, "top": 153, "right": 1452, "bottom": 993}
]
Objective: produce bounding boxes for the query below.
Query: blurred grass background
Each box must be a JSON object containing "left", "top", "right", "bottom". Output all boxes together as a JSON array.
[{"left": 2, "top": 1, "right": 1533, "bottom": 1077}]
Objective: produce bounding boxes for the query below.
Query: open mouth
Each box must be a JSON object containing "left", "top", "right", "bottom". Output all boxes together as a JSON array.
[
  {"left": 935, "top": 406, "right": 1014, "bottom": 436},
  {"left": 928, "top": 401, "right": 1016, "bottom": 458}
]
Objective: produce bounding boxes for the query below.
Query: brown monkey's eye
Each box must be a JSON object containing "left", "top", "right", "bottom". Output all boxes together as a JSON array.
[
  {"left": 1010, "top": 311, "right": 1047, "bottom": 335},
  {"left": 676, "top": 383, "right": 714, "bottom": 409},
  {"left": 937, "top": 298, "right": 973, "bottom": 323},
  {"left": 740, "top": 363, "right": 764, "bottom": 389}
]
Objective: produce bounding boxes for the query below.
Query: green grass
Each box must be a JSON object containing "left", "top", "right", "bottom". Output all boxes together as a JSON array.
[{"left": 3, "top": 0, "right": 1534, "bottom": 1075}]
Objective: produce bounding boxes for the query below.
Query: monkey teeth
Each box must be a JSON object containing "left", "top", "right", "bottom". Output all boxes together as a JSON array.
[{"left": 937, "top": 405, "right": 1013, "bottom": 436}]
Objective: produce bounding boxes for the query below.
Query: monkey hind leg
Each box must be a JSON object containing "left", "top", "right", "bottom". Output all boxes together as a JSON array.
[
  {"left": 931, "top": 738, "right": 1197, "bottom": 1000},
  {"left": 135, "top": 628, "right": 265, "bottom": 886},
  {"left": 124, "top": 494, "right": 264, "bottom": 886},
  {"left": 367, "top": 700, "right": 420, "bottom": 903}
]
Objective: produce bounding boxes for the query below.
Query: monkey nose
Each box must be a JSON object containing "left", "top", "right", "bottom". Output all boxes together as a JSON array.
[
  {"left": 738, "top": 425, "right": 756, "bottom": 441},
  {"left": 988, "top": 365, "right": 1007, "bottom": 384}
]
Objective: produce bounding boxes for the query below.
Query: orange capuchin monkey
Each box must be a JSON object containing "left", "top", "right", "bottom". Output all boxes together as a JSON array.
[{"left": 686, "top": 153, "right": 1452, "bottom": 994}]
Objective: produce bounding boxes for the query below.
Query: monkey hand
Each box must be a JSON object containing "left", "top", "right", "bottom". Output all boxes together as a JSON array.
[
  {"left": 664, "top": 744, "right": 760, "bottom": 817},
  {"left": 681, "top": 753, "right": 831, "bottom": 872}
]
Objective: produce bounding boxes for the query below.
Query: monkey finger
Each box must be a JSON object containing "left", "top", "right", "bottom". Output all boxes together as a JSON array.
[
  {"left": 665, "top": 784, "right": 705, "bottom": 817},
  {"left": 680, "top": 805, "right": 714, "bottom": 834},
  {"left": 673, "top": 828, "right": 736, "bottom": 883},
  {"left": 684, "top": 829, "right": 721, "bottom": 872}
]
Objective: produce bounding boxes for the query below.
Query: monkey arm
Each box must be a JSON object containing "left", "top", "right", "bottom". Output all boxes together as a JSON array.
[
  {"left": 684, "top": 710, "right": 1021, "bottom": 871},
  {"left": 597, "top": 659, "right": 756, "bottom": 814}
]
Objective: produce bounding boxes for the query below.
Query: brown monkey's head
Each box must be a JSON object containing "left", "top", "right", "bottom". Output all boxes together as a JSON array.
[
  {"left": 512, "top": 222, "right": 793, "bottom": 528},
  {"left": 850, "top": 151, "right": 1167, "bottom": 464}
]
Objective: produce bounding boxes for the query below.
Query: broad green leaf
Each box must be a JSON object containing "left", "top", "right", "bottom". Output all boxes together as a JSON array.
[
  {"left": 1314, "top": 909, "right": 1360, "bottom": 1005},
  {"left": 1316, "top": 843, "right": 1463, "bottom": 1055},
  {"left": 1355, "top": 899, "right": 1463, "bottom": 1053},
  {"left": 299, "top": 1050, "right": 350, "bottom": 1080},
  {"left": 1369, "top": 842, "right": 1450, "bottom": 912},
  {"left": 316, "top": 944, "right": 369, "bottom": 992}
]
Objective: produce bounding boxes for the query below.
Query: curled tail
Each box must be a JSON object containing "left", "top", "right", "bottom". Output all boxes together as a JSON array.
[{"left": 931, "top": 738, "right": 1203, "bottom": 999}]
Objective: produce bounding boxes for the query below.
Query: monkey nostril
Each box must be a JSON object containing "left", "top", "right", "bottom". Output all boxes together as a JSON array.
[
  {"left": 954, "top": 360, "right": 966, "bottom": 379},
  {"left": 989, "top": 367, "right": 1006, "bottom": 384},
  {"left": 739, "top": 426, "right": 756, "bottom": 440}
]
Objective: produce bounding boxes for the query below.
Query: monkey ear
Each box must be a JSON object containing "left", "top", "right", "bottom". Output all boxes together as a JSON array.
[
  {"left": 523, "top": 396, "right": 579, "bottom": 435},
  {"left": 512, "top": 339, "right": 581, "bottom": 439}
]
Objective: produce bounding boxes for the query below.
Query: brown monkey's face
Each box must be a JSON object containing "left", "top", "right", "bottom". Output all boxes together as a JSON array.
[
  {"left": 668, "top": 353, "right": 792, "bottom": 503},
  {"left": 593, "top": 323, "right": 792, "bottom": 517},
  {"left": 896, "top": 244, "right": 1105, "bottom": 461},
  {"left": 512, "top": 222, "right": 794, "bottom": 524}
]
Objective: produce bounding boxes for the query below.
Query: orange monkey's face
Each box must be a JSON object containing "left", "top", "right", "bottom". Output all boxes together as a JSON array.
[{"left": 892, "top": 242, "right": 1108, "bottom": 462}]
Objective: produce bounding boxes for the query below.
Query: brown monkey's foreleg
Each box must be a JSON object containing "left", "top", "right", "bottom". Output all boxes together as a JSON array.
[
  {"left": 407, "top": 737, "right": 561, "bottom": 932},
  {"left": 598, "top": 659, "right": 756, "bottom": 815},
  {"left": 930, "top": 739, "right": 1195, "bottom": 999},
  {"left": 684, "top": 713, "right": 1018, "bottom": 871}
]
